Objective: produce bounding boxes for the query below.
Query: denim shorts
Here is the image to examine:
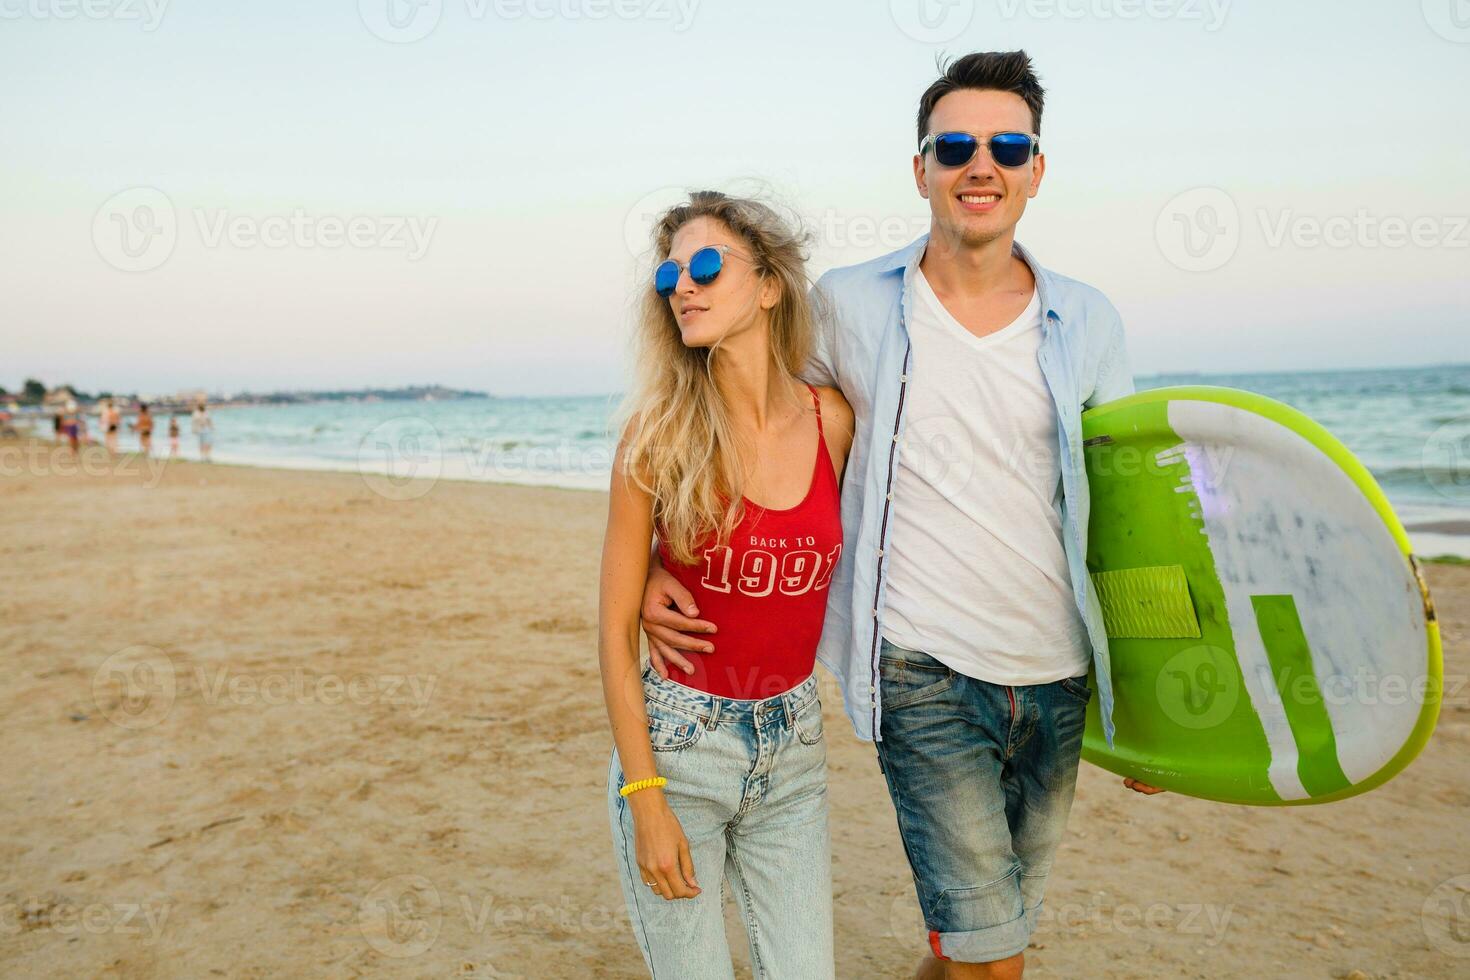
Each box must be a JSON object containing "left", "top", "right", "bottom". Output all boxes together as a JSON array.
[
  {"left": 608, "top": 667, "right": 833, "bottom": 979},
  {"left": 874, "top": 637, "right": 1091, "bottom": 964}
]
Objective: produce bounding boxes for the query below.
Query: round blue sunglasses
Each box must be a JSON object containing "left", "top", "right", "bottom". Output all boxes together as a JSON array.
[{"left": 654, "top": 245, "right": 747, "bottom": 298}]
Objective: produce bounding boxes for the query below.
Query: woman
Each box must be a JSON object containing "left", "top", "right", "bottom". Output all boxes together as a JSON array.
[
  {"left": 598, "top": 191, "right": 853, "bottom": 978},
  {"left": 132, "top": 402, "right": 154, "bottom": 456},
  {"left": 192, "top": 403, "right": 214, "bottom": 462},
  {"left": 61, "top": 399, "right": 81, "bottom": 453},
  {"left": 101, "top": 399, "right": 120, "bottom": 454}
]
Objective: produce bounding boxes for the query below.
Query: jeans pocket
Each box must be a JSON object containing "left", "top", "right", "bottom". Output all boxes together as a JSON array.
[
  {"left": 645, "top": 697, "right": 705, "bottom": 753},
  {"left": 794, "top": 697, "right": 825, "bottom": 745},
  {"left": 1058, "top": 675, "right": 1092, "bottom": 705},
  {"left": 879, "top": 652, "right": 954, "bottom": 711}
]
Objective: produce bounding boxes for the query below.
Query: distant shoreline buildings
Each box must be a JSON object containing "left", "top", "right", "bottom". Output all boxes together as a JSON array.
[{"left": 1, "top": 381, "right": 493, "bottom": 415}]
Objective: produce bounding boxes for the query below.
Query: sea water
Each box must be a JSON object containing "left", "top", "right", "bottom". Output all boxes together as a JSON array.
[{"left": 21, "top": 364, "right": 1470, "bottom": 555}]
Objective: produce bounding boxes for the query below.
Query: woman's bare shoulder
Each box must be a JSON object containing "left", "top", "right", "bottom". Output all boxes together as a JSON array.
[
  {"left": 812, "top": 385, "right": 852, "bottom": 429},
  {"left": 811, "top": 384, "right": 854, "bottom": 469}
]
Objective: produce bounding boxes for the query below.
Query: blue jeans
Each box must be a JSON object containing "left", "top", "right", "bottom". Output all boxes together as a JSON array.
[
  {"left": 874, "top": 637, "right": 1091, "bottom": 963},
  {"left": 608, "top": 667, "right": 834, "bottom": 979}
]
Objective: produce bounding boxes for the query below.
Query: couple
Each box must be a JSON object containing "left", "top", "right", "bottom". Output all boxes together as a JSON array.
[{"left": 597, "top": 50, "right": 1160, "bottom": 980}]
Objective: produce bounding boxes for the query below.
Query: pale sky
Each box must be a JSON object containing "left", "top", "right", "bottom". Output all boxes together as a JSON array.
[{"left": 3, "top": 0, "right": 1467, "bottom": 397}]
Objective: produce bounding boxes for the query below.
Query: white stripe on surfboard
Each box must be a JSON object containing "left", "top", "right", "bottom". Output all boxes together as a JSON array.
[{"left": 1164, "top": 433, "right": 1308, "bottom": 800}]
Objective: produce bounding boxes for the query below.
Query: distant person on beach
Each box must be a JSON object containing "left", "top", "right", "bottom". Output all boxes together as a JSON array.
[
  {"left": 131, "top": 402, "right": 154, "bottom": 455},
  {"left": 599, "top": 192, "right": 854, "bottom": 977},
  {"left": 168, "top": 414, "right": 181, "bottom": 456},
  {"left": 60, "top": 400, "right": 81, "bottom": 453},
  {"left": 640, "top": 53, "right": 1161, "bottom": 979},
  {"left": 101, "top": 399, "right": 121, "bottom": 454},
  {"left": 191, "top": 403, "right": 214, "bottom": 462}
]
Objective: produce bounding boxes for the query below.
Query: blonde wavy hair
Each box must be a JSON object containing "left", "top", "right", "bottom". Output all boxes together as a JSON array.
[{"left": 614, "top": 191, "right": 820, "bottom": 565}]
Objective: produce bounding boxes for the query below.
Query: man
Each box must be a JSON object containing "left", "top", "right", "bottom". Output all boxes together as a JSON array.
[{"left": 640, "top": 51, "right": 1160, "bottom": 978}]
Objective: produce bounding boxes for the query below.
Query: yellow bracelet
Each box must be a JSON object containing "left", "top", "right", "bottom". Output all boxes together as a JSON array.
[{"left": 619, "top": 776, "right": 668, "bottom": 798}]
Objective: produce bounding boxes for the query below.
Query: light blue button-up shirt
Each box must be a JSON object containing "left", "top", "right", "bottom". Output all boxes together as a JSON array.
[{"left": 803, "top": 235, "right": 1135, "bottom": 745}]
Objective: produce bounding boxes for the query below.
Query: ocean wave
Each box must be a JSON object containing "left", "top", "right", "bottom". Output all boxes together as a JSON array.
[{"left": 1371, "top": 465, "right": 1470, "bottom": 485}]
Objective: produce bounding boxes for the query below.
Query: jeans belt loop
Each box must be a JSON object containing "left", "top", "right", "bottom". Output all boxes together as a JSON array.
[{"left": 706, "top": 698, "right": 721, "bottom": 731}]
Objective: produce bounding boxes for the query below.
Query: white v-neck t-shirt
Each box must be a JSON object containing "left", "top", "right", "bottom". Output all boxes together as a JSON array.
[{"left": 878, "top": 268, "right": 1090, "bottom": 684}]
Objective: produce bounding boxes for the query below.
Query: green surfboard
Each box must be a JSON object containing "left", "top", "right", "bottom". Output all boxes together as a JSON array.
[{"left": 1080, "top": 386, "right": 1442, "bottom": 805}]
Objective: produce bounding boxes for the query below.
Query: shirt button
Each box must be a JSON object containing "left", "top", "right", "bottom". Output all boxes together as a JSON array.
[
  {"left": 871, "top": 608, "right": 879, "bottom": 618},
  {"left": 900, "top": 374, "right": 908, "bottom": 382},
  {"left": 892, "top": 433, "right": 899, "bottom": 442},
  {"left": 876, "top": 548, "right": 884, "bottom": 557},
  {"left": 886, "top": 492, "right": 893, "bottom": 501}
]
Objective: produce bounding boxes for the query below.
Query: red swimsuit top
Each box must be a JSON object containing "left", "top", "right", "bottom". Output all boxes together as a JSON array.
[{"left": 656, "top": 384, "right": 843, "bottom": 699}]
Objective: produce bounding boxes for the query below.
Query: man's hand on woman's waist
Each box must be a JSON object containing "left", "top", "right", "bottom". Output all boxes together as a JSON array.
[{"left": 640, "top": 561, "right": 719, "bottom": 678}]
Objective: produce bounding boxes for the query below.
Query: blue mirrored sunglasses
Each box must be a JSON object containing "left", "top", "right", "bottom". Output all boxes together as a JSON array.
[
  {"left": 919, "top": 131, "right": 1039, "bottom": 169},
  {"left": 654, "top": 245, "right": 736, "bottom": 298}
]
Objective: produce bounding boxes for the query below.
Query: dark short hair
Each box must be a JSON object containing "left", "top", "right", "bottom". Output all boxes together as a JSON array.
[{"left": 916, "top": 50, "right": 1046, "bottom": 149}]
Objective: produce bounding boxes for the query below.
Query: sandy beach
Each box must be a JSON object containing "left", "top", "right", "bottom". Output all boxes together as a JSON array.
[{"left": 2, "top": 438, "right": 1467, "bottom": 979}]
